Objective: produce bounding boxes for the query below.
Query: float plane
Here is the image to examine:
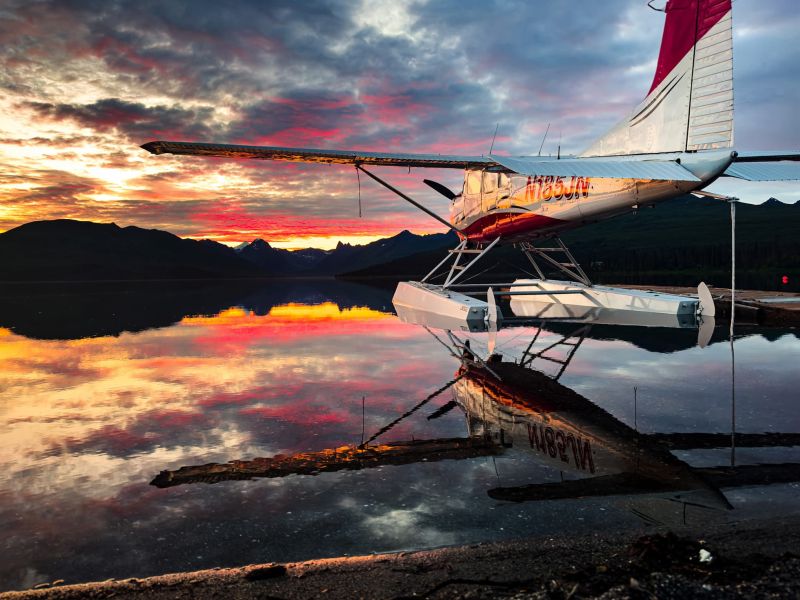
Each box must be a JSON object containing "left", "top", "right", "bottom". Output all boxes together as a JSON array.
[{"left": 143, "top": 0, "right": 799, "bottom": 326}]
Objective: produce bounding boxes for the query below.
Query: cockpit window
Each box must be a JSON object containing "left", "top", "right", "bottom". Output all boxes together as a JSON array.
[
  {"left": 466, "top": 171, "right": 481, "bottom": 195},
  {"left": 482, "top": 172, "right": 497, "bottom": 193}
]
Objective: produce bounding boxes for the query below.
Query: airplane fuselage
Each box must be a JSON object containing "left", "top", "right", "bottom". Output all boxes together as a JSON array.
[{"left": 451, "top": 149, "right": 737, "bottom": 244}]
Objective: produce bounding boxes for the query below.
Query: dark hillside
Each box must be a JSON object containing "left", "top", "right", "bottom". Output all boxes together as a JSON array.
[
  {"left": 0, "top": 219, "right": 262, "bottom": 281},
  {"left": 342, "top": 196, "right": 800, "bottom": 291}
]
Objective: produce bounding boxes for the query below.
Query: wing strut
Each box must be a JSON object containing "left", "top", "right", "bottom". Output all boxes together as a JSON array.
[{"left": 355, "top": 165, "right": 463, "bottom": 235}]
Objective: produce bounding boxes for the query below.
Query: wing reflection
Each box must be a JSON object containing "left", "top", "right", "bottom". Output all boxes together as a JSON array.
[{"left": 151, "top": 438, "right": 499, "bottom": 488}]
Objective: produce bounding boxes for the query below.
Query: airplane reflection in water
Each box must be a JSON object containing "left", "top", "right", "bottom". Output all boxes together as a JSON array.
[
  {"left": 453, "top": 356, "right": 731, "bottom": 525},
  {"left": 152, "top": 309, "right": 800, "bottom": 526}
]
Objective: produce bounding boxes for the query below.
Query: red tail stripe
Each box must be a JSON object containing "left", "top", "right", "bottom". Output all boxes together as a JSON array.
[{"left": 649, "top": 0, "right": 731, "bottom": 94}]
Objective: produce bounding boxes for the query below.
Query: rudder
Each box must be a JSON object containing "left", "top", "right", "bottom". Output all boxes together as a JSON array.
[{"left": 582, "top": 0, "right": 733, "bottom": 157}]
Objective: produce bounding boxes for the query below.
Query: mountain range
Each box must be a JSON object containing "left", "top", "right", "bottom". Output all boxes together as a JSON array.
[
  {"left": 343, "top": 196, "right": 800, "bottom": 291},
  {"left": 0, "top": 219, "right": 454, "bottom": 281},
  {"left": 235, "top": 229, "right": 455, "bottom": 276},
  {"left": 0, "top": 196, "right": 797, "bottom": 285}
]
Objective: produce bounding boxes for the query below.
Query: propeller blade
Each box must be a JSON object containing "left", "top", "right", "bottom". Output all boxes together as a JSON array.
[
  {"left": 488, "top": 327, "right": 497, "bottom": 356},
  {"left": 487, "top": 287, "right": 498, "bottom": 325},
  {"left": 698, "top": 315, "right": 715, "bottom": 348},
  {"left": 427, "top": 400, "right": 458, "bottom": 420},
  {"left": 697, "top": 282, "right": 716, "bottom": 317},
  {"left": 423, "top": 179, "right": 457, "bottom": 200}
]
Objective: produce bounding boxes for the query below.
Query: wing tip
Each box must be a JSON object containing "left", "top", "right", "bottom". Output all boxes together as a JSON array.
[{"left": 141, "top": 141, "right": 164, "bottom": 155}]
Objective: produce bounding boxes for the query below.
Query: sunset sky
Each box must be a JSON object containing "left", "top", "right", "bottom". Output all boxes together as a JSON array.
[{"left": 1, "top": 0, "right": 798, "bottom": 249}]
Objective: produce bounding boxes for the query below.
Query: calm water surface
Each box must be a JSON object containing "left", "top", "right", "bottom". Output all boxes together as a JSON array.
[{"left": 1, "top": 281, "right": 799, "bottom": 591}]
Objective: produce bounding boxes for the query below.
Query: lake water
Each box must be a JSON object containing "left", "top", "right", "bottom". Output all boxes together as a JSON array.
[{"left": 1, "top": 280, "right": 799, "bottom": 591}]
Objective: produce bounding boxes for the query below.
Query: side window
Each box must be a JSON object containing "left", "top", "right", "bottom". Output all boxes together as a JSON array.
[
  {"left": 466, "top": 171, "right": 481, "bottom": 195},
  {"left": 483, "top": 172, "right": 497, "bottom": 193},
  {"left": 498, "top": 173, "right": 510, "bottom": 189}
]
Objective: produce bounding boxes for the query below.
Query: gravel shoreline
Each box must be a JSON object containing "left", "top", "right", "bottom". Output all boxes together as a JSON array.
[{"left": 4, "top": 514, "right": 800, "bottom": 599}]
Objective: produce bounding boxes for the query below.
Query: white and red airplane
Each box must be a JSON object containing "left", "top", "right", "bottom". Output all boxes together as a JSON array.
[{"left": 143, "top": 0, "right": 798, "bottom": 318}]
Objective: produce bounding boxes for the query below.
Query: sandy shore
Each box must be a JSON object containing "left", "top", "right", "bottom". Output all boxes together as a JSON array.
[{"left": 4, "top": 514, "right": 800, "bottom": 599}]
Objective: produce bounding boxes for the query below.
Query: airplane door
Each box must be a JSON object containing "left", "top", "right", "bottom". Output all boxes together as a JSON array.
[
  {"left": 482, "top": 171, "right": 513, "bottom": 212},
  {"left": 481, "top": 171, "right": 499, "bottom": 212},
  {"left": 463, "top": 170, "right": 482, "bottom": 218},
  {"left": 497, "top": 173, "right": 513, "bottom": 208}
]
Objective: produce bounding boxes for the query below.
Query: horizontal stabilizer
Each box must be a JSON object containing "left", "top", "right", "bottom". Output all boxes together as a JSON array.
[
  {"left": 724, "top": 163, "right": 800, "bottom": 181},
  {"left": 488, "top": 155, "right": 701, "bottom": 181},
  {"left": 734, "top": 151, "right": 800, "bottom": 162},
  {"left": 724, "top": 151, "right": 800, "bottom": 181},
  {"left": 142, "top": 140, "right": 491, "bottom": 169}
]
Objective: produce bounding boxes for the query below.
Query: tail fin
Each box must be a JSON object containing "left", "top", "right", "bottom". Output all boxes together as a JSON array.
[{"left": 582, "top": 0, "right": 733, "bottom": 157}]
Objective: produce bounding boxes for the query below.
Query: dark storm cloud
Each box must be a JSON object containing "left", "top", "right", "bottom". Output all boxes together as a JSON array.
[
  {"left": 19, "top": 179, "right": 100, "bottom": 204},
  {"left": 0, "top": 162, "right": 222, "bottom": 234},
  {"left": 2, "top": 0, "right": 361, "bottom": 98},
  {"left": 10, "top": 169, "right": 108, "bottom": 205},
  {"left": 5, "top": 0, "right": 794, "bottom": 154},
  {"left": 226, "top": 91, "right": 365, "bottom": 144},
  {"left": 23, "top": 98, "right": 218, "bottom": 141},
  {"left": 56, "top": 408, "right": 215, "bottom": 458},
  {"left": 85, "top": 198, "right": 228, "bottom": 236},
  {"left": 0, "top": 134, "right": 103, "bottom": 147},
  {"left": 363, "top": 0, "right": 645, "bottom": 153},
  {"left": 1, "top": 0, "right": 476, "bottom": 153}
]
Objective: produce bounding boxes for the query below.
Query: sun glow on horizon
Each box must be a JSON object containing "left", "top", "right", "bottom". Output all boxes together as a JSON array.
[
  {"left": 209, "top": 230, "right": 441, "bottom": 251},
  {"left": 182, "top": 302, "right": 390, "bottom": 327},
  {"left": 254, "top": 234, "right": 386, "bottom": 251}
]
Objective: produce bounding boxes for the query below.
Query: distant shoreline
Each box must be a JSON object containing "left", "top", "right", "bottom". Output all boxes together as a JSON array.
[{"left": 0, "top": 275, "right": 339, "bottom": 285}]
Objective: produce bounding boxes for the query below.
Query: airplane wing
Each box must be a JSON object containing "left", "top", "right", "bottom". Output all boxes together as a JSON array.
[
  {"left": 141, "top": 141, "right": 492, "bottom": 169},
  {"left": 723, "top": 151, "right": 800, "bottom": 181},
  {"left": 142, "top": 140, "right": 701, "bottom": 181}
]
